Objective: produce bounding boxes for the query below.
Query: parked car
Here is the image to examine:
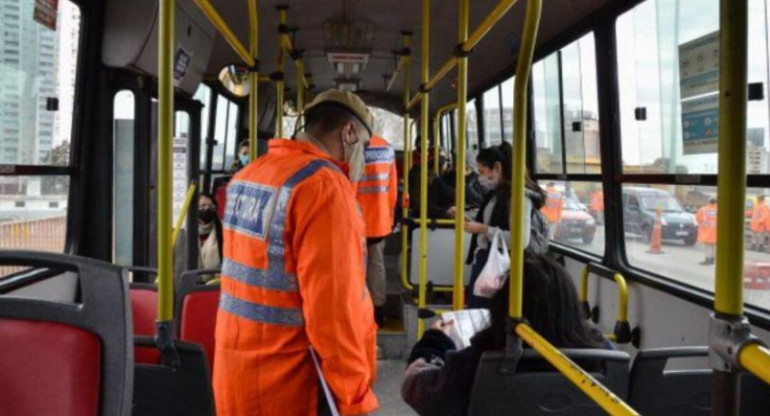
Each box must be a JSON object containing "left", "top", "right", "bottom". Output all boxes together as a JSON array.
[
  {"left": 553, "top": 198, "right": 597, "bottom": 245},
  {"left": 623, "top": 187, "right": 698, "bottom": 246}
]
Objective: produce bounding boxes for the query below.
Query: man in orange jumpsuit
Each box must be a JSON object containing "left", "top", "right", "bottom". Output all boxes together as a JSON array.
[
  {"left": 357, "top": 135, "right": 397, "bottom": 326},
  {"left": 541, "top": 182, "right": 564, "bottom": 239},
  {"left": 750, "top": 195, "right": 769, "bottom": 251},
  {"left": 696, "top": 198, "right": 718, "bottom": 265},
  {"left": 214, "top": 90, "right": 378, "bottom": 415},
  {"left": 590, "top": 189, "right": 604, "bottom": 225}
]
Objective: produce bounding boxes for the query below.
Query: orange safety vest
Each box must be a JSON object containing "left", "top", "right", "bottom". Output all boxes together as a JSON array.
[
  {"left": 590, "top": 190, "right": 604, "bottom": 212},
  {"left": 696, "top": 204, "right": 718, "bottom": 244},
  {"left": 541, "top": 187, "right": 564, "bottom": 223},
  {"left": 214, "top": 140, "right": 378, "bottom": 416},
  {"left": 357, "top": 136, "right": 398, "bottom": 238},
  {"left": 751, "top": 201, "right": 770, "bottom": 233}
]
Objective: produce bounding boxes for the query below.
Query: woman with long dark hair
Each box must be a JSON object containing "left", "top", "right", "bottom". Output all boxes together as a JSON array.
[
  {"left": 401, "top": 255, "right": 610, "bottom": 416},
  {"left": 464, "top": 142, "right": 548, "bottom": 307},
  {"left": 196, "top": 193, "right": 223, "bottom": 281}
]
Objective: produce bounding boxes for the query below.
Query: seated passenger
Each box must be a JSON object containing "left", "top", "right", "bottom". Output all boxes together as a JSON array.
[
  {"left": 401, "top": 255, "right": 610, "bottom": 416},
  {"left": 437, "top": 152, "right": 486, "bottom": 217},
  {"left": 197, "top": 193, "right": 223, "bottom": 280},
  {"left": 464, "top": 142, "right": 547, "bottom": 308}
]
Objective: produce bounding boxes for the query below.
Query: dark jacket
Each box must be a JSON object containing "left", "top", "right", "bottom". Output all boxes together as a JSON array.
[
  {"left": 401, "top": 328, "right": 612, "bottom": 416},
  {"left": 466, "top": 187, "right": 545, "bottom": 264},
  {"left": 429, "top": 170, "right": 485, "bottom": 216}
]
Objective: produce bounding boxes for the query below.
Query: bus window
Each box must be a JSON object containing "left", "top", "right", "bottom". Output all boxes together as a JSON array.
[
  {"left": 193, "top": 84, "right": 211, "bottom": 168},
  {"left": 538, "top": 180, "right": 604, "bottom": 256},
  {"left": 466, "top": 99, "right": 479, "bottom": 152},
  {"left": 113, "top": 90, "right": 135, "bottom": 266},
  {"left": 532, "top": 53, "right": 563, "bottom": 174},
  {"left": 561, "top": 34, "right": 600, "bottom": 174},
  {"left": 500, "top": 76, "right": 515, "bottom": 144},
  {"left": 482, "top": 86, "right": 502, "bottom": 147},
  {"left": 0, "top": 0, "right": 80, "bottom": 278},
  {"left": 370, "top": 107, "right": 404, "bottom": 150}
]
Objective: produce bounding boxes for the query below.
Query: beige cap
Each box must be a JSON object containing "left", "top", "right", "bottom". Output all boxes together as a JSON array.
[{"left": 304, "top": 89, "right": 374, "bottom": 136}]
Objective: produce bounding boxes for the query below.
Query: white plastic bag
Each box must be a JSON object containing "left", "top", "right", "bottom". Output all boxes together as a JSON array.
[{"left": 473, "top": 230, "right": 510, "bottom": 298}]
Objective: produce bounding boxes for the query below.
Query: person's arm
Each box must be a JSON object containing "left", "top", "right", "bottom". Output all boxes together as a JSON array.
[
  {"left": 292, "top": 174, "right": 378, "bottom": 415},
  {"left": 486, "top": 197, "right": 532, "bottom": 249}
]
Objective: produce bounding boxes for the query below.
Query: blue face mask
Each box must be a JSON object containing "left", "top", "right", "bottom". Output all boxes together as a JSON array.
[{"left": 239, "top": 154, "right": 249, "bottom": 166}]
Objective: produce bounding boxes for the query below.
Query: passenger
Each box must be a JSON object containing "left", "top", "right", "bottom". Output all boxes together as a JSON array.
[
  {"left": 696, "top": 197, "right": 718, "bottom": 266},
  {"left": 541, "top": 181, "right": 564, "bottom": 238},
  {"left": 408, "top": 136, "right": 438, "bottom": 217},
  {"left": 750, "top": 195, "right": 769, "bottom": 251},
  {"left": 197, "top": 193, "right": 223, "bottom": 282},
  {"left": 357, "top": 135, "right": 398, "bottom": 326},
  {"left": 401, "top": 254, "right": 610, "bottom": 416},
  {"left": 438, "top": 151, "right": 486, "bottom": 218},
  {"left": 590, "top": 189, "right": 604, "bottom": 225},
  {"left": 464, "top": 143, "right": 547, "bottom": 308},
  {"left": 229, "top": 139, "right": 250, "bottom": 172},
  {"left": 214, "top": 89, "right": 378, "bottom": 416}
]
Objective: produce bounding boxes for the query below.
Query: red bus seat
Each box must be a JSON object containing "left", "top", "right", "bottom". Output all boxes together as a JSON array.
[
  {"left": 129, "top": 283, "right": 160, "bottom": 364},
  {"left": 0, "top": 251, "right": 133, "bottom": 416},
  {"left": 176, "top": 268, "right": 221, "bottom": 374}
]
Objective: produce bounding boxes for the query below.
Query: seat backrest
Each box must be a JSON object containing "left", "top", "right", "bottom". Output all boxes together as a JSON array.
[
  {"left": 129, "top": 283, "right": 160, "bottom": 364},
  {"left": 468, "top": 349, "right": 630, "bottom": 416},
  {"left": 629, "top": 346, "right": 770, "bottom": 416},
  {"left": 0, "top": 251, "right": 133, "bottom": 416},
  {"left": 176, "top": 268, "right": 221, "bottom": 372},
  {"left": 410, "top": 228, "right": 472, "bottom": 287}
]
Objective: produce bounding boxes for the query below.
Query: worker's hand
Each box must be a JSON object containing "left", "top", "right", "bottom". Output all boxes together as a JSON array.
[
  {"left": 431, "top": 318, "right": 455, "bottom": 335},
  {"left": 464, "top": 221, "right": 488, "bottom": 234},
  {"left": 445, "top": 206, "right": 457, "bottom": 217}
]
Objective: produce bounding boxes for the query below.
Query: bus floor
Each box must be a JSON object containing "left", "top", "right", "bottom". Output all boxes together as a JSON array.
[{"left": 373, "top": 359, "right": 417, "bottom": 415}]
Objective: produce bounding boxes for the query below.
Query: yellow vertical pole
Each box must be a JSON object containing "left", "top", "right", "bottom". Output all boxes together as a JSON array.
[
  {"left": 509, "top": 0, "right": 542, "bottom": 319},
  {"left": 248, "top": 0, "right": 259, "bottom": 160},
  {"left": 276, "top": 6, "right": 287, "bottom": 138},
  {"left": 417, "top": 0, "right": 430, "bottom": 337},
  {"left": 157, "top": 0, "right": 174, "bottom": 322},
  {"left": 401, "top": 31, "right": 414, "bottom": 291},
  {"left": 453, "top": 0, "right": 469, "bottom": 311}
]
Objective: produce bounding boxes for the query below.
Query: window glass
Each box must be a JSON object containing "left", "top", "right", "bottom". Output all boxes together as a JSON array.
[
  {"left": 0, "top": 175, "right": 69, "bottom": 277},
  {"left": 616, "top": 0, "right": 770, "bottom": 174},
  {"left": 483, "top": 86, "right": 502, "bottom": 147},
  {"left": 621, "top": 183, "right": 769, "bottom": 311},
  {"left": 562, "top": 34, "right": 600, "bottom": 174},
  {"left": 370, "top": 107, "right": 405, "bottom": 150},
  {"left": 224, "top": 100, "right": 238, "bottom": 169},
  {"left": 533, "top": 54, "right": 564, "bottom": 173},
  {"left": 466, "top": 99, "right": 479, "bottom": 152},
  {"left": 0, "top": 1, "right": 80, "bottom": 166},
  {"left": 113, "top": 91, "right": 134, "bottom": 266},
  {"left": 212, "top": 95, "right": 228, "bottom": 170},
  {"left": 193, "top": 84, "right": 210, "bottom": 166},
  {"left": 538, "top": 180, "right": 604, "bottom": 256},
  {"left": 500, "top": 76, "right": 515, "bottom": 143}
]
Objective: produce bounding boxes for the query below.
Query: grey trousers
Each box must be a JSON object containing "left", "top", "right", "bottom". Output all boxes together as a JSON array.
[{"left": 366, "top": 239, "right": 387, "bottom": 307}]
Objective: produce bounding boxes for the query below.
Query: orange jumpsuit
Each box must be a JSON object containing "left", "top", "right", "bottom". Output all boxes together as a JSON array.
[
  {"left": 214, "top": 140, "right": 378, "bottom": 416},
  {"left": 541, "top": 186, "right": 564, "bottom": 224},
  {"left": 696, "top": 203, "right": 718, "bottom": 244},
  {"left": 357, "top": 136, "right": 398, "bottom": 239},
  {"left": 590, "top": 190, "right": 604, "bottom": 213},
  {"left": 750, "top": 201, "right": 769, "bottom": 233}
]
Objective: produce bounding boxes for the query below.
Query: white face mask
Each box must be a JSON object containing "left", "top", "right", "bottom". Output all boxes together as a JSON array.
[
  {"left": 344, "top": 138, "right": 366, "bottom": 182},
  {"left": 478, "top": 174, "right": 499, "bottom": 191}
]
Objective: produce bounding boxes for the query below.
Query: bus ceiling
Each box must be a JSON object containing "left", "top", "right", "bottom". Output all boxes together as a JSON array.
[{"left": 100, "top": 0, "right": 612, "bottom": 113}]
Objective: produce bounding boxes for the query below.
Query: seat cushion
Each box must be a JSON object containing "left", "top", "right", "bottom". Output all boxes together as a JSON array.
[
  {"left": 180, "top": 290, "right": 220, "bottom": 372},
  {"left": 130, "top": 287, "right": 160, "bottom": 364},
  {"left": 0, "top": 319, "right": 101, "bottom": 416}
]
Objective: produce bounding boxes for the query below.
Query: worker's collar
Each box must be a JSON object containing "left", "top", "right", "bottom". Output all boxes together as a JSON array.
[
  {"left": 268, "top": 138, "right": 349, "bottom": 174},
  {"left": 294, "top": 132, "right": 333, "bottom": 157}
]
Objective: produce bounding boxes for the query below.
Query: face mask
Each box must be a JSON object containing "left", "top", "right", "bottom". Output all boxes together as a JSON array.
[
  {"left": 239, "top": 154, "right": 249, "bottom": 167},
  {"left": 199, "top": 208, "right": 217, "bottom": 224},
  {"left": 344, "top": 134, "right": 366, "bottom": 182},
  {"left": 478, "top": 174, "right": 498, "bottom": 191}
]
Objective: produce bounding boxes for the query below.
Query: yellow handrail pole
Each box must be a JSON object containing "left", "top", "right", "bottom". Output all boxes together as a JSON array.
[
  {"left": 613, "top": 273, "right": 629, "bottom": 323},
  {"left": 516, "top": 323, "right": 641, "bottom": 416},
  {"left": 157, "top": 0, "right": 174, "bottom": 323},
  {"left": 508, "top": 0, "right": 541, "bottom": 320},
  {"left": 406, "top": 0, "right": 523, "bottom": 111},
  {"left": 191, "top": 0, "right": 255, "bottom": 67},
  {"left": 711, "top": 0, "right": 750, "bottom": 413},
  {"left": 248, "top": 0, "right": 259, "bottom": 160},
  {"left": 400, "top": 32, "right": 414, "bottom": 292},
  {"left": 275, "top": 6, "right": 288, "bottom": 138},
  {"left": 171, "top": 183, "right": 197, "bottom": 247},
  {"left": 417, "top": 0, "right": 430, "bottom": 338},
  {"left": 452, "top": 0, "right": 469, "bottom": 311},
  {"left": 387, "top": 56, "right": 408, "bottom": 92},
  {"left": 739, "top": 344, "right": 770, "bottom": 385},
  {"left": 580, "top": 266, "right": 589, "bottom": 304}
]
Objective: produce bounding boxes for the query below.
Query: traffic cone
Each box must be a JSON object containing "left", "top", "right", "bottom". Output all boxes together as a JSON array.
[{"left": 647, "top": 208, "right": 664, "bottom": 254}]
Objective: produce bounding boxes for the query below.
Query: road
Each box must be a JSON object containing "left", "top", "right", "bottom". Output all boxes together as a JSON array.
[{"left": 562, "top": 225, "right": 770, "bottom": 310}]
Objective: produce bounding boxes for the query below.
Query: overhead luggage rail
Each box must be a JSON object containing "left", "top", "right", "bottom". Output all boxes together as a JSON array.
[{"left": 580, "top": 263, "right": 632, "bottom": 344}]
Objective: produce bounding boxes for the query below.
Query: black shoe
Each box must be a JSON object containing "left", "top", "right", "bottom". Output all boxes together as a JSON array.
[{"left": 374, "top": 307, "right": 385, "bottom": 328}]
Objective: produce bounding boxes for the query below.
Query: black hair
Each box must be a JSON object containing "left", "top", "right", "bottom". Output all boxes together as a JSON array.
[
  {"left": 198, "top": 193, "right": 223, "bottom": 260},
  {"left": 472, "top": 254, "right": 606, "bottom": 351},
  {"left": 476, "top": 142, "right": 543, "bottom": 199},
  {"left": 238, "top": 140, "right": 249, "bottom": 150},
  {"left": 305, "top": 102, "right": 361, "bottom": 137}
]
